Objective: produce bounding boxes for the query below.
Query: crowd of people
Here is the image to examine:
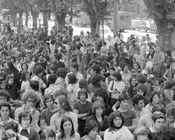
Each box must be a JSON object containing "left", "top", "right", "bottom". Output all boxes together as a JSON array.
[{"left": 0, "top": 24, "right": 175, "bottom": 140}]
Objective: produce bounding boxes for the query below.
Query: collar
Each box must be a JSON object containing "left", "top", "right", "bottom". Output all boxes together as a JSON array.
[{"left": 19, "top": 125, "right": 30, "bottom": 134}]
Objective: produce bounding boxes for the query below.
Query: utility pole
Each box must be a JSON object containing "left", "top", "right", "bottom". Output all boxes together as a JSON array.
[{"left": 113, "top": 0, "right": 118, "bottom": 35}]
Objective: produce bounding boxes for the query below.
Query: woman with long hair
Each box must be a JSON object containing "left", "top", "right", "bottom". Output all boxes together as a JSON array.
[
  {"left": 56, "top": 116, "right": 80, "bottom": 140},
  {"left": 104, "top": 111, "right": 134, "bottom": 140},
  {"left": 50, "top": 95, "right": 78, "bottom": 134},
  {"left": 163, "top": 62, "right": 175, "bottom": 81}
]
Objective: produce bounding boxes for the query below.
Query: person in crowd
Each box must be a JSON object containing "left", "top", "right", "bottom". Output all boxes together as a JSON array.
[
  {"left": 104, "top": 111, "right": 134, "bottom": 140},
  {"left": 133, "top": 126, "right": 151, "bottom": 140},
  {"left": 81, "top": 120, "right": 102, "bottom": 140},
  {"left": 128, "top": 77, "right": 138, "bottom": 99},
  {"left": 121, "top": 64, "right": 132, "bottom": 84},
  {"left": 18, "top": 111, "right": 40, "bottom": 140},
  {"left": 87, "top": 65, "right": 101, "bottom": 84},
  {"left": 40, "top": 93, "right": 58, "bottom": 129},
  {"left": 86, "top": 101, "right": 108, "bottom": 137},
  {"left": 20, "top": 71, "right": 31, "bottom": 94},
  {"left": 2, "top": 121, "right": 28, "bottom": 140},
  {"left": 132, "top": 94, "right": 149, "bottom": 121},
  {"left": 56, "top": 116, "right": 80, "bottom": 140},
  {"left": 108, "top": 72, "right": 125, "bottom": 107},
  {"left": 74, "top": 89, "right": 92, "bottom": 137},
  {"left": 50, "top": 95, "right": 78, "bottom": 133},
  {"left": 149, "top": 111, "right": 165, "bottom": 133},
  {"left": 163, "top": 62, "right": 175, "bottom": 80},
  {"left": 55, "top": 68, "right": 67, "bottom": 89},
  {"left": 166, "top": 107, "right": 175, "bottom": 127},
  {"left": 67, "top": 73, "right": 79, "bottom": 108},
  {"left": 15, "top": 90, "right": 40, "bottom": 132}
]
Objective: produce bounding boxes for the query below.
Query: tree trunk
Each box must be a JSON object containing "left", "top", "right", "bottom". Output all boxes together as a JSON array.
[
  {"left": 18, "top": 12, "right": 23, "bottom": 27},
  {"left": 31, "top": 11, "right": 38, "bottom": 28},
  {"left": 89, "top": 15, "right": 100, "bottom": 37},
  {"left": 42, "top": 11, "right": 48, "bottom": 34},
  {"left": 155, "top": 20, "right": 174, "bottom": 51},
  {"left": 25, "top": 12, "right": 29, "bottom": 27},
  {"left": 56, "top": 14, "right": 66, "bottom": 32},
  {"left": 11, "top": 13, "right": 17, "bottom": 25}
]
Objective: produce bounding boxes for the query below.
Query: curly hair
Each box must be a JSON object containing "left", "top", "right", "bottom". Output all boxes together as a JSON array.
[
  {"left": 84, "top": 120, "right": 99, "bottom": 135},
  {"left": 0, "top": 90, "right": 10, "bottom": 101},
  {"left": 43, "top": 92, "right": 55, "bottom": 107},
  {"left": 107, "top": 111, "right": 124, "bottom": 131},
  {"left": 22, "top": 90, "right": 40, "bottom": 104}
]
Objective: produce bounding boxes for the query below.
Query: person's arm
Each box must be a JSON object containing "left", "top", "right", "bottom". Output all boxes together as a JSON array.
[
  {"left": 108, "top": 81, "right": 113, "bottom": 93},
  {"left": 163, "top": 69, "right": 169, "bottom": 80},
  {"left": 74, "top": 109, "right": 87, "bottom": 119},
  {"left": 50, "top": 114, "right": 56, "bottom": 132}
]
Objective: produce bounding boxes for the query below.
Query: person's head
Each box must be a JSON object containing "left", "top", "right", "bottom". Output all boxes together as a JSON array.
[
  {"left": 45, "top": 127, "right": 56, "bottom": 140},
  {"left": 137, "top": 74, "right": 147, "bottom": 84},
  {"left": 0, "top": 90, "right": 10, "bottom": 103},
  {"left": 133, "top": 126, "right": 150, "bottom": 140},
  {"left": 152, "top": 111, "right": 165, "bottom": 130},
  {"left": 22, "top": 90, "right": 40, "bottom": 108},
  {"left": 59, "top": 116, "right": 74, "bottom": 138},
  {"left": 77, "top": 88, "right": 88, "bottom": 102},
  {"left": 95, "top": 88, "right": 108, "bottom": 106},
  {"left": 109, "top": 66, "right": 115, "bottom": 75},
  {"left": 38, "top": 54, "right": 44, "bottom": 62},
  {"left": 150, "top": 91, "right": 160, "bottom": 105},
  {"left": 108, "top": 111, "right": 124, "bottom": 131},
  {"left": 0, "top": 102, "right": 11, "bottom": 119},
  {"left": 2, "top": 121, "right": 19, "bottom": 140},
  {"left": 112, "top": 72, "right": 122, "bottom": 81},
  {"left": 133, "top": 63, "right": 141, "bottom": 71},
  {"left": 136, "top": 84, "right": 147, "bottom": 96},
  {"left": 132, "top": 94, "right": 145, "bottom": 110},
  {"left": 70, "top": 63, "right": 78, "bottom": 73},
  {"left": 18, "top": 111, "right": 32, "bottom": 129},
  {"left": 84, "top": 120, "right": 99, "bottom": 138},
  {"left": 155, "top": 124, "right": 175, "bottom": 140},
  {"left": 122, "top": 64, "right": 130, "bottom": 73},
  {"left": 48, "top": 74, "right": 57, "bottom": 85},
  {"left": 21, "top": 63, "right": 28, "bottom": 71},
  {"left": 130, "top": 77, "right": 137, "bottom": 86},
  {"left": 92, "top": 101, "right": 105, "bottom": 117},
  {"left": 30, "top": 80, "right": 39, "bottom": 91},
  {"left": 79, "top": 79, "right": 88, "bottom": 89},
  {"left": 43, "top": 93, "right": 55, "bottom": 108},
  {"left": 54, "top": 95, "right": 72, "bottom": 112},
  {"left": 54, "top": 53, "right": 62, "bottom": 61},
  {"left": 24, "top": 71, "right": 31, "bottom": 81},
  {"left": 48, "top": 64, "right": 57, "bottom": 74},
  {"left": 67, "top": 73, "right": 77, "bottom": 84},
  {"left": 91, "top": 75, "right": 104, "bottom": 87},
  {"left": 5, "top": 61, "right": 16, "bottom": 70},
  {"left": 90, "top": 65, "right": 100, "bottom": 76},
  {"left": 166, "top": 107, "right": 175, "bottom": 124},
  {"left": 56, "top": 68, "right": 67, "bottom": 79},
  {"left": 33, "top": 65, "right": 44, "bottom": 77},
  {"left": 118, "top": 92, "right": 130, "bottom": 109}
]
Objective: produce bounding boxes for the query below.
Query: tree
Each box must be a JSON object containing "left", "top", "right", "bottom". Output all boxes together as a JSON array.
[
  {"left": 82, "top": 0, "right": 109, "bottom": 36},
  {"left": 143, "top": 0, "right": 175, "bottom": 51}
]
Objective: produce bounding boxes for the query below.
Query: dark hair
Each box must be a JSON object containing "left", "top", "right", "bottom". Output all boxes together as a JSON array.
[
  {"left": 84, "top": 120, "right": 99, "bottom": 135},
  {"left": 108, "top": 111, "right": 124, "bottom": 131},
  {"left": 112, "top": 72, "right": 122, "bottom": 81},
  {"left": 79, "top": 79, "right": 88, "bottom": 89},
  {"left": 166, "top": 107, "right": 175, "bottom": 118},
  {"left": 0, "top": 90, "right": 10, "bottom": 101},
  {"left": 118, "top": 92, "right": 130, "bottom": 102},
  {"left": 91, "top": 75, "right": 103, "bottom": 87},
  {"left": 4, "top": 121, "right": 19, "bottom": 133},
  {"left": 48, "top": 74, "right": 57, "bottom": 85},
  {"left": 6, "top": 61, "right": 17, "bottom": 71},
  {"left": 56, "top": 95, "right": 72, "bottom": 111},
  {"left": 152, "top": 105, "right": 165, "bottom": 114},
  {"left": 33, "top": 65, "right": 44, "bottom": 76},
  {"left": 57, "top": 68, "right": 67, "bottom": 79},
  {"left": 132, "top": 94, "right": 144, "bottom": 106},
  {"left": 67, "top": 73, "right": 77, "bottom": 84},
  {"left": 30, "top": 80, "right": 39, "bottom": 91},
  {"left": 91, "top": 101, "right": 105, "bottom": 115},
  {"left": 137, "top": 74, "right": 147, "bottom": 84},
  {"left": 59, "top": 116, "right": 75, "bottom": 138},
  {"left": 48, "top": 64, "right": 57, "bottom": 74},
  {"left": 71, "top": 63, "right": 78, "bottom": 71},
  {"left": 18, "top": 111, "right": 32, "bottom": 124},
  {"left": 43, "top": 93, "right": 55, "bottom": 107},
  {"left": 0, "top": 102, "right": 11, "bottom": 112},
  {"left": 91, "top": 65, "right": 100, "bottom": 74},
  {"left": 152, "top": 112, "right": 165, "bottom": 123},
  {"left": 95, "top": 88, "right": 109, "bottom": 107},
  {"left": 55, "top": 53, "right": 62, "bottom": 61},
  {"left": 77, "top": 89, "right": 88, "bottom": 99},
  {"left": 136, "top": 84, "right": 147, "bottom": 96},
  {"left": 150, "top": 91, "right": 160, "bottom": 103}
]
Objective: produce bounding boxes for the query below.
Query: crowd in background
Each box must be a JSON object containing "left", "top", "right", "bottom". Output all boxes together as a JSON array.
[{"left": 0, "top": 24, "right": 175, "bottom": 140}]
